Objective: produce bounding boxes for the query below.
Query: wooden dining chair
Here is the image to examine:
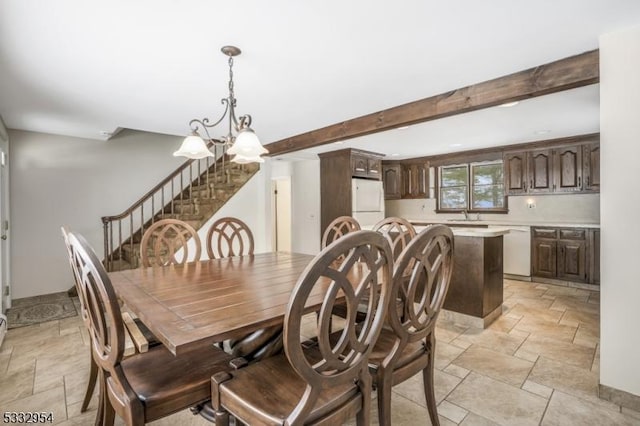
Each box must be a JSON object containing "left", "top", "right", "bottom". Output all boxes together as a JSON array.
[
  {"left": 140, "top": 218, "right": 201, "bottom": 267},
  {"left": 66, "top": 230, "right": 236, "bottom": 426},
  {"left": 211, "top": 230, "right": 394, "bottom": 426},
  {"left": 205, "top": 217, "right": 255, "bottom": 259},
  {"left": 368, "top": 224, "right": 454, "bottom": 426},
  {"left": 372, "top": 216, "right": 417, "bottom": 261},
  {"left": 321, "top": 215, "right": 361, "bottom": 248}
]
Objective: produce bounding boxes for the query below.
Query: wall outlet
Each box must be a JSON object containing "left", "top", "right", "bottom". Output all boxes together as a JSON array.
[{"left": 528, "top": 202, "right": 536, "bottom": 209}]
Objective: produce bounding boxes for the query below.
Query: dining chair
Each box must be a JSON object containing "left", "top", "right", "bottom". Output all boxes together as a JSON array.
[
  {"left": 368, "top": 224, "right": 454, "bottom": 426},
  {"left": 66, "top": 230, "right": 236, "bottom": 426},
  {"left": 321, "top": 215, "right": 361, "bottom": 248},
  {"left": 205, "top": 217, "right": 255, "bottom": 259},
  {"left": 372, "top": 216, "right": 417, "bottom": 261},
  {"left": 140, "top": 218, "right": 201, "bottom": 267},
  {"left": 211, "top": 230, "right": 394, "bottom": 426}
]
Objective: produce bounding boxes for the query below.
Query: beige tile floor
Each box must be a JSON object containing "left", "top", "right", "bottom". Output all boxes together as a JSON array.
[{"left": 1, "top": 280, "right": 639, "bottom": 425}]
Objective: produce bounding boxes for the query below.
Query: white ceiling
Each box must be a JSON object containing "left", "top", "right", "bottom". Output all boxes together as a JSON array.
[{"left": 1, "top": 1, "right": 639, "bottom": 158}]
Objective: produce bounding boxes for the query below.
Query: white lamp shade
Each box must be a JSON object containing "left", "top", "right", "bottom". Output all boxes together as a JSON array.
[
  {"left": 173, "top": 135, "right": 214, "bottom": 159},
  {"left": 226, "top": 128, "right": 268, "bottom": 156},
  {"left": 231, "top": 153, "right": 265, "bottom": 164}
]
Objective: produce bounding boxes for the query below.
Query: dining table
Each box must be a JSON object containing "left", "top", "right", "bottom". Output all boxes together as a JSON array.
[{"left": 109, "top": 252, "right": 319, "bottom": 356}]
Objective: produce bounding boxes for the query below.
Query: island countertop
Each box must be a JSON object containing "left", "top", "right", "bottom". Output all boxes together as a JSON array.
[{"left": 414, "top": 225, "right": 510, "bottom": 238}]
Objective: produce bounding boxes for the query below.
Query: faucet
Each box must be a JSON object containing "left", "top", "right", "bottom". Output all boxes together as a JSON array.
[{"left": 462, "top": 209, "right": 469, "bottom": 220}]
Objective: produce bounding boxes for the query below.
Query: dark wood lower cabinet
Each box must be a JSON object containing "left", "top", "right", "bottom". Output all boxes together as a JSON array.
[
  {"left": 532, "top": 238, "right": 557, "bottom": 278},
  {"left": 531, "top": 227, "right": 597, "bottom": 285}
]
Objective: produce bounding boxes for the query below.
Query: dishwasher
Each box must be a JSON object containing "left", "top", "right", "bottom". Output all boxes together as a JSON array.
[{"left": 488, "top": 225, "right": 531, "bottom": 278}]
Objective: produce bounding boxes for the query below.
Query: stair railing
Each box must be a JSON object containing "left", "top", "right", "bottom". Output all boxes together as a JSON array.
[{"left": 101, "top": 142, "right": 232, "bottom": 271}]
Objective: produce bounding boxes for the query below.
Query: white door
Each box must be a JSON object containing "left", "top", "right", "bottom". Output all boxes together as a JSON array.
[
  {"left": 0, "top": 148, "right": 9, "bottom": 312},
  {"left": 271, "top": 178, "right": 292, "bottom": 252}
]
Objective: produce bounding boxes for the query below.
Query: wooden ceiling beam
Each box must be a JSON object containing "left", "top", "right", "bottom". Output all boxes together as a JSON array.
[{"left": 264, "top": 49, "right": 599, "bottom": 156}]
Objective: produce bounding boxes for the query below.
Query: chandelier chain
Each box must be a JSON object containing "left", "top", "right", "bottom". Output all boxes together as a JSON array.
[{"left": 228, "top": 55, "right": 234, "bottom": 101}]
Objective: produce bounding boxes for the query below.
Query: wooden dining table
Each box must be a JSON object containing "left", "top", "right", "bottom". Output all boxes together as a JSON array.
[{"left": 109, "top": 252, "right": 318, "bottom": 356}]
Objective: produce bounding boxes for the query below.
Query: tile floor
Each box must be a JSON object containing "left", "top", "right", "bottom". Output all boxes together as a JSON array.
[{"left": 1, "top": 279, "right": 639, "bottom": 425}]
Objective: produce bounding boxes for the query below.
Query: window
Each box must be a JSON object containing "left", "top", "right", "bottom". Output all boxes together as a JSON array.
[{"left": 438, "top": 160, "right": 506, "bottom": 212}]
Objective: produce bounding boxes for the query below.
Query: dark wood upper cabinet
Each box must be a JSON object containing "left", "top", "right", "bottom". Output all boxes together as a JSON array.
[
  {"left": 351, "top": 156, "right": 369, "bottom": 178},
  {"left": 554, "top": 145, "right": 582, "bottom": 193},
  {"left": 403, "top": 163, "right": 429, "bottom": 199},
  {"left": 382, "top": 161, "right": 429, "bottom": 200},
  {"left": 504, "top": 152, "right": 527, "bottom": 195},
  {"left": 529, "top": 149, "right": 554, "bottom": 193},
  {"left": 583, "top": 143, "right": 600, "bottom": 192},
  {"left": 382, "top": 164, "right": 402, "bottom": 200},
  {"left": 504, "top": 141, "right": 599, "bottom": 196}
]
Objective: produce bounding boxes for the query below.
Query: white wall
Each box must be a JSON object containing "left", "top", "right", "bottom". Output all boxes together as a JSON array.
[
  {"left": 0, "top": 117, "right": 9, "bottom": 312},
  {"left": 386, "top": 193, "right": 600, "bottom": 224},
  {"left": 600, "top": 25, "right": 640, "bottom": 397},
  {"left": 191, "top": 166, "right": 269, "bottom": 257},
  {"left": 9, "top": 129, "right": 185, "bottom": 299}
]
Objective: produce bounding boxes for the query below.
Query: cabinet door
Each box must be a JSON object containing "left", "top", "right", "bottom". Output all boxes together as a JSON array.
[
  {"left": 402, "top": 164, "right": 417, "bottom": 198},
  {"left": 583, "top": 143, "right": 600, "bottom": 192},
  {"left": 528, "top": 149, "right": 553, "bottom": 193},
  {"left": 557, "top": 239, "right": 587, "bottom": 282},
  {"left": 504, "top": 152, "right": 528, "bottom": 195},
  {"left": 590, "top": 228, "right": 600, "bottom": 285},
  {"left": 382, "top": 165, "right": 402, "bottom": 200},
  {"left": 367, "top": 158, "right": 382, "bottom": 179},
  {"left": 554, "top": 145, "right": 583, "bottom": 193},
  {"left": 416, "top": 163, "right": 429, "bottom": 198},
  {"left": 532, "top": 238, "right": 557, "bottom": 278},
  {"left": 351, "top": 155, "right": 369, "bottom": 178}
]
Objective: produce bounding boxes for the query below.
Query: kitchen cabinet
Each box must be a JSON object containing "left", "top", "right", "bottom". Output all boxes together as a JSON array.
[
  {"left": 382, "top": 164, "right": 402, "bottom": 199},
  {"left": 553, "top": 145, "right": 582, "bottom": 193},
  {"left": 350, "top": 151, "right": 382, "bottom": 179},
  {"left": 319, "top": 148, "right": 385, "bottom": 236},
  {"left": 381, "top": 161, "right": 429, "bottom": 200},
  {"left": 504, "top": 143, "right": 597, "bottom": 195},
  {"left": 583, "top": 142, "right": 600, "bottom": 192},
  {"left": 531, "top": 226, "right": 597, "bottom": 284},
  {"left": 403, "top": 162, "right": 429, "bottom": 199}
]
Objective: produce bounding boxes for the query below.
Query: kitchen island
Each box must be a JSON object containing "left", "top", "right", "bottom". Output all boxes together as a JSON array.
[{"left": 415, "top": 225, "right": 510, "bottom": 328}]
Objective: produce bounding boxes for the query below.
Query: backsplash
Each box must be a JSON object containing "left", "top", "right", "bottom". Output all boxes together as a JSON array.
[{"left": 386, "top": 193, "right": 600, "bottom": 224}]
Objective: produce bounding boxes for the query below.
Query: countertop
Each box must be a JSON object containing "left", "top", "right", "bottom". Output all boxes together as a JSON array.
[
  {"left": 405, "top": 218, "right": 600, "bottom": 229},
  {"left": 413, "top": 225, "right": 511, "bottom": 238}
]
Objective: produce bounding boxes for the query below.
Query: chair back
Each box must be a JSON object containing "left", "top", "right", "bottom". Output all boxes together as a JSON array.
[
  {"left": 206, "top": 217, "right": 254, "bottom": 259},
  {"left": 387, "top": 225, "right": 454, "bottom": 349},
  {"left": 61, "top": 226, "right": 90, "bottom": 325},
  {"left": 372, "top": 217, "right": 416, "bottom": 261},
  {"left": 140, "top": 219, "right": 201, "bottom": 267},
  {"left": 321, "top": 216, "right": 361, "bottom": 248},
  {"left": 283, "top": 230, "right": 393, "bottom": 424},
  {"left": 67, "top": 231, "right": 126, "bottom": 373}
]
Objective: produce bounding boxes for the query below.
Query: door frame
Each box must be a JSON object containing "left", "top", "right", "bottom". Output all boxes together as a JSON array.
[{"left": 270, "top": 177, "right": 292, "bottom": 253}]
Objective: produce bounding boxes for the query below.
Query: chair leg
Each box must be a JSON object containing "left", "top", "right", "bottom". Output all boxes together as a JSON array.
[
  {"left": 102, "top": 396, "right": 115, "bottom": 426},
  {"left": 423, "top": 350, "right": 440, "bottom": 426},
  {"left": 94, "top": 371, "right": 105, "bottom": 426},
  {"left": 376, "top": 374, "right": 393, "bottom": 426},
  {"left": 82, "top": 354, "right": 98, "bottom": 412},
  {"left": 357, "top": 376, "right": 372, "bottom": 426}
]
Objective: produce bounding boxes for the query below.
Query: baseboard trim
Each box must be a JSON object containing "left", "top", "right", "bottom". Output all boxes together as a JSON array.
[
  {"left": 531, "top": 276, "right": 600, "bottom": 291},
  {"left": 599, "top": 384, "right": 640, "bottom": 412}
]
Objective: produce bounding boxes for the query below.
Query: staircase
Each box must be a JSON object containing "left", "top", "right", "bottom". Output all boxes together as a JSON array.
[{"left": 102, "top": 151, "right": 260, "bottom": 272}]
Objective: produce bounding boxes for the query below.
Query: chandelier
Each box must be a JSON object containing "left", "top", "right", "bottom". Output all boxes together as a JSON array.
[{"left": 173, "top": 45, "right": 268, "bottom": 163}]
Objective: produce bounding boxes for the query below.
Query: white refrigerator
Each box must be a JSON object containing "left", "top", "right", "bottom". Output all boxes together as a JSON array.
[{"left": 351, "top": 178, "right": 385, "bottom": 227}]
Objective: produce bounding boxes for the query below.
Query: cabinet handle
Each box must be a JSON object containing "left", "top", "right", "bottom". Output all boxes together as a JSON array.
[
  {"left": 408, "top": 170, "right": 412, "bottom": 194},
  {"left": 530, "top": 179, "right": 533, "bottom": 190},
  {"left": 422, "top": 169, "right": 426, "bottom": 190},
  {"left": 370, "top": 169, "right": 378, "bottom": 174},
  {"left": 578, "top": 176, "right": 582, "bottom": 188},
  {"left": 355, "top": 167, "right": 366, "bottom": 172},
  {"left": 587, "top": 176, "right": 590, "bottom": 187}
]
